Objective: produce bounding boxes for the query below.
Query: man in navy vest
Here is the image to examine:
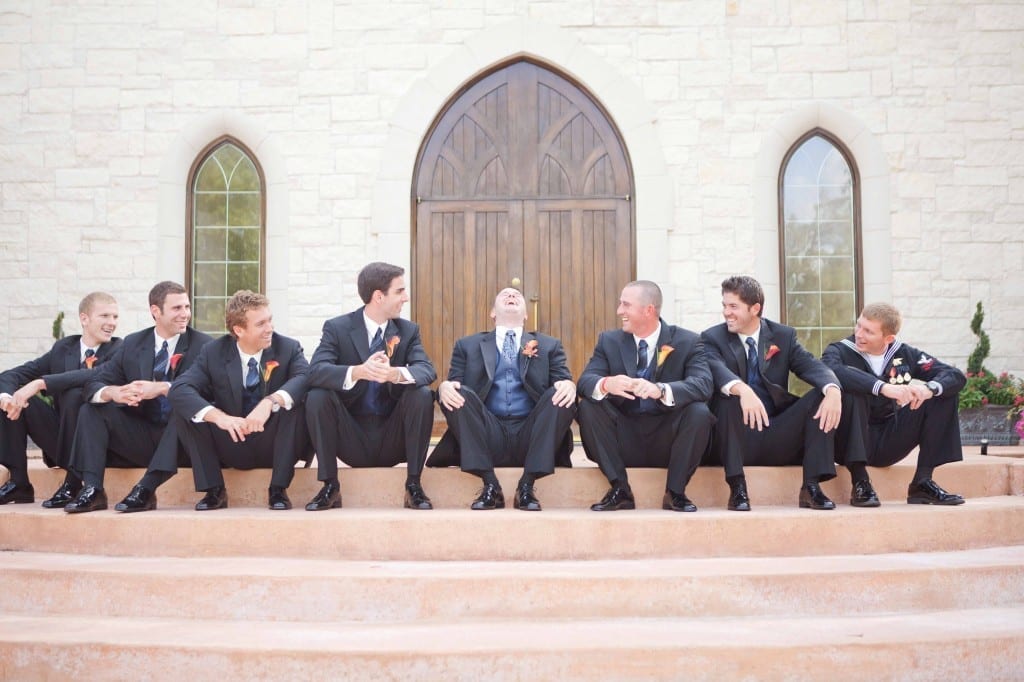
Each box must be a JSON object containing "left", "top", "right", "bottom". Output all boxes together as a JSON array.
[
  {"left": 434, "top": 287, "right": 576, "bottom": 511},
  {"left": 0, "top": 292, "right": 121, "bottom": 505}
]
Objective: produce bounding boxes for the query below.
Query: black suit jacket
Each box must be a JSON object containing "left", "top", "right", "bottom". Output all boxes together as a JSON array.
[
  {"left": 169, "top": 332, "right": 309, "bottom": 419},
  {"left": 0, "top": 335, "right": 122, "bottom": 409},
  {"left": 578, "top": 320, "right": 713, "bottom": 411},
  {"left": 822, "top": 336, "right": 965, "bottom": 423},
  {"left": 83, "top": 326, "right": 213, "bottom": 423},
  {"left": 701, "top": 318, "right": 838, "bottom": 411},
  {"left": 307, "top": 307, "right": 437, "bottom": 405}
]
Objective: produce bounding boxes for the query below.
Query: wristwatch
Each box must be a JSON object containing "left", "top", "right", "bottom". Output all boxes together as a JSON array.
[
  {"left": 658, "top": 383, "right": 668, "bottom": 399},
  {"left": 926, "top": 381, "right": 941, "bottom": 396}
]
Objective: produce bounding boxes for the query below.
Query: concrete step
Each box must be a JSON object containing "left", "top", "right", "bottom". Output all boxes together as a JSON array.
[
  {"left": 1, "top": 608, "right": 1022, "bottom": 681},
  {"left": 3, "top": 496, "right": 1024, "bottom": 560},
  {"left": 15, "top": 451, "right": 1024, "bottom": 510},
  {"left": 3, "top": 546, "right": 1022, "bottom": 622}
]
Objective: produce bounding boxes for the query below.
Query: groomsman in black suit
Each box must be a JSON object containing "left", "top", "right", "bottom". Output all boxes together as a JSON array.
[
  {"left": 577, "top": 280, "right": 715, "bottom": 512},
  {"left": 701, "top": 275, "right": 842, "bottom": 511},
  {"left": 114, "top": 290, "right": 311, "bottom": 512},
  {"left": 823, "top": 302, "right": 967, "bottom": 506},
  {"left": 305, "top": 262, "right": 437, "bottom": 511},
  {"left": 63, "top": 281, "right": 213, "bottom": 513},
  {"left": 0, "top": 292, "right": 121, "bottom": 505},
  {"left": 434, "top": 287, "right": 576, "bottom": 510}
]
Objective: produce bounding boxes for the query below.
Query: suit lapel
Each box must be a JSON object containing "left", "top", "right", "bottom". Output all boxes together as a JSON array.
[
  {"left": 63, "top": 340, "right": 79, "bottom": 372},
  {"left": 518, "top": 331, "right": 534, "bottom": 380},
  {"left": 225, "top": 342, "right": 243, "bottom": 412},
  {"left": 757, "top": 320, "right": 773, "bottom": 378},
  {"left": 619, "top": 333, "right": 638, "bottom": 377},
  {"left": 261, "top": 339, "right": 278, "bottom": 390},
  {"left": 728, "top": 329, "right": 747, "bottom": 378},
  {"left": 139, "top": 328, "right": 156, "bottom": 380},
  {"left": 383, "top": 320, "right": 399, "bottom": 362},
  {"left": 350, "top": 319, "right": 371, "bottom": 361},
  {"left": 480, "top": 332, "right": 497, "bottom": 381}
]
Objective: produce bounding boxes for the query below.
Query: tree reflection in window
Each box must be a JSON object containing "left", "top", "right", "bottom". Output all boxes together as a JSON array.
[{"left": 189, "top": 140, "right": 264, "bottom": 335}]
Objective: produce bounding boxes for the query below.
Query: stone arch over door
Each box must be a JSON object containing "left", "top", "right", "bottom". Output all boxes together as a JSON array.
[{"left": 412, "top": 59, "right": 635, "bottom": 381}]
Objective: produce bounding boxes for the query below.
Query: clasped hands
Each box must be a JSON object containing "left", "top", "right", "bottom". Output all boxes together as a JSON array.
[
  {"left": 602, "top": 374, "right": 662, "bottom": 401},
  {"left": 210, "top": 400, "right": 274, "bottom": 443},
  {"left": 353, "top": 351, "right": 402, "bottom": 385},
  {"left": 1, "top": 379, "right": 46, "bottom": 420},
  {"left": 881, "top": 383, "right": 933, "bottom": 411},
  {"left": 106, "top": 380, "right": 169, "bottom": 407}
]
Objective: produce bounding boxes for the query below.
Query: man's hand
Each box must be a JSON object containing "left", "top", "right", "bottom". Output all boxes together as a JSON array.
[
  {"left": 0, "top": 395, "right": 23, "bottom": 421},
  {"left": 551, "top": 379, "right": 577, "bottom": 407},
  {"left": 210, "top": 410, "right": 251, "bottom": 443},
  {"left": 438, "top": 380, "right": 464, "bottom": 411},
  {"left": 814, "top": 386, "right": 842, "bottom": 432},
  {"left": 353, "top": 351, "right": 394, "bottom": 384},
  {"left": 244, "top": 399, "right": 272, "bottom": 433},
  {"left": 880, "top": 383, "right": 930, "bottom": 410},
  {"left": 107, "top": 384, "right": 141, "bottom": 406},
  {"left": 601, "top": 374, "right": 637, "bottom": 399},
  {"left": 735, "top": 384, "right": 770, "bottom": 431},
  {"left": 10, "top": 379, "right": 45, "bottom": 412}
]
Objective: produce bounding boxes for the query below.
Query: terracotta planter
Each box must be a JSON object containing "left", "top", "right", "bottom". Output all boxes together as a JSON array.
[{"left": 958, "top": 405, "right": 1021, "bottom": 446}]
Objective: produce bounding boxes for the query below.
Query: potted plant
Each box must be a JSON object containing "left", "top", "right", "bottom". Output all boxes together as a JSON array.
[{"left": 958, "top": 302, "right": 1023, "bottom": 445}]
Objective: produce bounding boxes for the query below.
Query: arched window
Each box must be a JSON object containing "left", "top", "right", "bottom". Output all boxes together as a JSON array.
[
  {"left": 186, "top": 138, "right": 265, "bottom": 335},
  {"left": 780, "top": 130, "right": 861, "bottom": 361}
]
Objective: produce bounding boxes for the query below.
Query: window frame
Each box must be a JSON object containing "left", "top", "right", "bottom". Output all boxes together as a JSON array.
[
  {"left": 185, "top": 135, "right": 267, "bottom": 332},
  {"left": 777, "top": 127, "right": 863, "bottom": 336}
]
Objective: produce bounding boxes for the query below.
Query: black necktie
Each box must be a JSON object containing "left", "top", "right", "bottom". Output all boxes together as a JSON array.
[
  {"left": 360, "top": 328, "right": 386, "bottom": 416},
  {"left": 81, "top": 348, "right": 95, "bottom": 369},
  {"left": 153, "top": 340, "right": 169, "bottom": 380},
  {"left": 745, "top": 337, "right": 758, "bottom": 386},
  {"left": 502, "top": 329, "right": 517, "bottom": 363},
  {"left": 637, "top": 339, "right": 650, "bottom": 379}
]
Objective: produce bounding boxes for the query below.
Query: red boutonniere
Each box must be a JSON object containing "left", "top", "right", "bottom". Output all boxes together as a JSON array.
[
  {"left": 521, "top": 340, "right": 539, "bottom": 358},
  {"left": 168, "top": 353, "right": 184, "bottom": 377},
  {"left": 262, "top": 360, "right": 279, "bottom": 384},
  {"left": 385, "top": 335, "right": 400, "bottom": 359},
  {"left": 84, "top": 355, "right": 97, "bottom": 369},
  {"left": 764, "top": 345, "right": 780, "bottom": 362}
]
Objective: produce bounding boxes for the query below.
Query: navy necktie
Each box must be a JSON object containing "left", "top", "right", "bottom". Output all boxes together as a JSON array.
[
  {"left": 153, "top": 340, "right": 169, "bottom": 380},
  {"left": 637, "top": 339, "right": 650, "bottom": 379},
  {"left": 360, "top": 328, "right": 387, "bottom": 416},
  {"left": 153, "top": 340, "right": 171, "bottom": 423},
  {"left": 81, "top": 348, "right": 95, "bottom": 369},
  {"left": 369, "top": 327, "right": 385, "bottom": 354},
  {"left": 242, "top": 357, "right": 261, "bottom": 414},
  {"left": 745, "top": 337, "right": 758, "bottom": 386},
  {"left": 502, "top": 329, "right": 517, "bottom": 363}
]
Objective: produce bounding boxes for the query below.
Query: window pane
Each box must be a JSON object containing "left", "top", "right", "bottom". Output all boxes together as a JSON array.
[
  {"left": 195, "top": 193, "right": 226, "bottom": 226},
  {"left": 194, "top": 263, "right": 226, "bottom": 297},
  {"left": 228, "top": 193, "right": 260, "bottom": 227},
  {"left": 195, "top": 298, "right": 225, "bottom": 334},
  {"left": 228, "top": 227, "right": 260, "bottom": 261},
  {"left": 213, "top": 144, "right": 243, "bottom": 173},
  {"left": 781, "top": 134, "right": 859, "bottom": 350},
  {"left": 227, "top": 262, "right": 259, "bottom": 294},
  {"left": 195, "top": 227, "right": 226, "bottom": 261},
  {"left": 194, "top": 160, "right": 226, "bottom": 191},
  {"left": 230, "top": 157, "right": 259, "bottom": 191}
]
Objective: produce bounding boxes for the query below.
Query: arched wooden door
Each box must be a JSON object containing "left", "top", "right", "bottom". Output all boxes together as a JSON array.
[{"left": 412, "top": 60, "right": 635, "bottom": 382}]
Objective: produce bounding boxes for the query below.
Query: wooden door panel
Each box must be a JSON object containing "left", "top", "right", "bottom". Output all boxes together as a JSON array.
[{"left": 414, "top": 60, "right": 634, "bottom": 386}]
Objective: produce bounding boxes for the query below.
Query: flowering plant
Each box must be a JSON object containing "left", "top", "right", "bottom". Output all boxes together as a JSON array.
[
  {"left": 521, "top": 339, "right": 539, "bottom": 358},
  {"left": 385, "top": 336, "right": 400, "bottom": 359},
  {"left": 958, "top": 371, "right": 1024, "bottom": 419},
  {"left": 1016, "top": 414, "right": 1024, "bottom": 440},
  {"left": 262, "top": 360, "right": 279, "bottom": 383},
  {"left": 765, "top": 344, "right": 780, "bottom": 362}
]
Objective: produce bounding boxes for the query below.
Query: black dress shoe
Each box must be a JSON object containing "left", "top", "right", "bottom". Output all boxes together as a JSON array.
[
  {"left": 799, "top": 482, "right": 835, "bottom": 510},
  {"left": 728, "top": 482, "right": 751, "bottom": 511},
  {"left": 403, "top": 483, "right": 433, "bottom": 510},
  {"left": 513, "top": 484, "right": 542, "bottom": 511},
  {"left": 268, "top": 486, "right": 292, "bottom": 510},
  {"left": 195, "top": 486, "right": 228, "bottom": 511},
  {"left": 662, "top": 490, "right": 697, "bottom": 512},
  {"left": 590, "top": 485, "right": 635, "bottom": 511},
  {"left": 0, "top": 480, "right": 34, "bottom": 504},
  {"left": 850, "top": 479, "right": 881, "bottom": 507},
  {"left": 42, "top": 480, "right": 81, "bottom": 509},
  {"left": 907, "top": 479, "right": 964, "bottom": 506},
  {"left": 305, "top": 481, "right": 341, "bottom": 511},
  {"left": 64, "top": 486, "right": 108, "bottom": 514},
  {"left": 471, "top": 483, "right": 505, "bottom": 510},
  {"left": 114, "top": 484, "right": 157, "bottom": 513}
]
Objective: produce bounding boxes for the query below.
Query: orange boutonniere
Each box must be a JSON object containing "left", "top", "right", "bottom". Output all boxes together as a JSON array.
[
  {"left": 168, "top": 353, "right": 184, "bottom": 377},
  {"left": 521, "top": 339, "right": 539, "bottom": 358},
  {"left": 385, "top": 335, "right": 400, "bottom": 359},
  {"left": 764, "top": 345, "right": 780, "bottom": 362},
  {"left": 656, "top": 344, "right": 674, "bottom": 368},
  {"left": 262, "top": 360, "right": 279, "bottom": 384},
  {"left": 84, "top": 355, "right": 97, "bottom": 369}
]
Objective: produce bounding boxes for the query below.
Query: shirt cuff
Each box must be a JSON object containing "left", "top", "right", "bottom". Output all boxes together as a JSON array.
[
  {"left": 194, "top": 405, "right": 214, "bottom": 423},
  {"left": 722, "top": 379, "right": 740, "bottom": 397},
  {"left": 342, "top": 367, "right": 356, "bottom": 391},
  {"left": 872, "top": 380, "right": 884, "bottom": 396},
  {"left": 660, "top": 383, "right": 675, "bottom": 406},
  {"left": 273, "top": 389, "right": 294, "bottom": 410},
  {"left": 591, "top": 378, "right": 608, "bottom": 401},
  {"left": 821, "top": 383, "right": 841, "bottom": 396},
  {"left": 91, "top": 387, "right": 110, "bottom": 403},
  {"left": 397, "top": 367, "right": 415, "bottom": 384}
]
